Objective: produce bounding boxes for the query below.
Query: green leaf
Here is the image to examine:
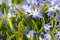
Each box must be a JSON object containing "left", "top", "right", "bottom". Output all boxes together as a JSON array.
[
  {"left": 18, "top": 21, "right": 25, "bottom": 40},
  {"left": 7, "top": 34, "right": 16, "bottom": 40},
  {"left": 0, "top": 18, "right": 4, "bottom": 28},
  {"left": 12, "top": 0, "right": 25, "bottom": 4},
  {"left": 15, "top": 6, "right": 32, "bottom": 29},
  {"left": 4, "top": 8, "right": 14, "bottom": 30},
  {"left": 31, "top": 19, "right": 38, "bottom": 31},
  {"left": 40, "top": 0, "right": 48, "bottom": 14}
]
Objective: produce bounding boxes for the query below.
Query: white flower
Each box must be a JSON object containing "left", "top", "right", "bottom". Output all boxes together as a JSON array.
[
  {"left": 51, "top": 1, "right": 55, "bottom": 6},
  {"left": 26, "top": 0, "right": 31, "bottom": 3},
  {"left": 32, "top": 9, "right": 39, "bottom": 17},
  {"left": 27, "top": 0, "right": 38, "bottom": 5},
  {"left": 38, "top": 35, "right": 43, "bottom": 40},
  {"left": 44, "top": 24, "right": 53, "bottom": 33},
  {"left": 46, "top": 7, "right": 54, "bottom": 12},
  {"left": 25, "top": 32, "right": 30, "bottom": 38},
  {"left": 44, "top": 24, "right": 50, "bottom": 31},
  {"left": 58, "top": 36, "right": 60, "bottom": 40},
  {"left": 27, "top": 8, "right": 43, "bottom": 19},
  {"left": 7, "top": 12, "right": 12, "bottom": 19},
  {"left": 44, "top": 33, "right": 51, "bottom": 40},
  {"left": 22, "top": 4, "right": 32, "bottom": 14},
  {"left": 57, "top": 31, "right": 60, "bottom": 36},
  {"left": 54, "top": 4, "right": 60, "bottom": 10},
  {"left": 25, "top": 30, "right": 37, "bottom": 38}
]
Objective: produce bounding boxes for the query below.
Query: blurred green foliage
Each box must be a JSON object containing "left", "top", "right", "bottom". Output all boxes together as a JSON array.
[{"left": 0, "top": 0, "right": 59, "bottom": 40}]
